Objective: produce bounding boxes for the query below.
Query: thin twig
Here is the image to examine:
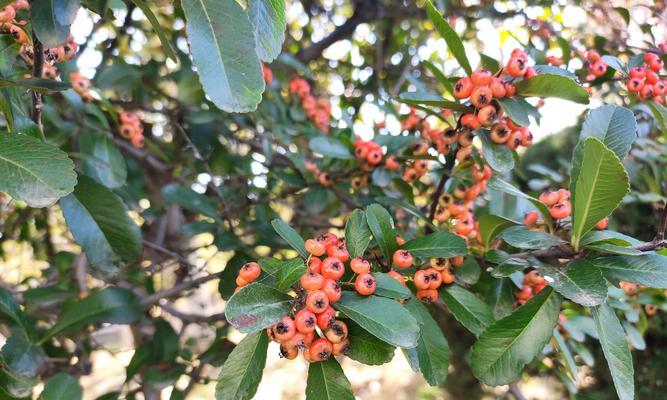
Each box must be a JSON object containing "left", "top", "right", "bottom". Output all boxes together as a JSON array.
[
  {"left": 140, "top": 272, "right": 221, "bottom": 307},
  {"left": 508, "top": 382, "right": 527, "bottom": 400},
  {"left": 31, "top": 32, "right": 45, "bottom": 140}
]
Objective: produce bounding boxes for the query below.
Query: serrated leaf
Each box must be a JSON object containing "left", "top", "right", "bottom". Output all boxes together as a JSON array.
[
  {"left": 471, "top": 287, "right": 562, "bottom": 386},
  {"left": 365, "top": 204, "right": 397, "bottom": 262},
  {"left": 42, "top": 287, "right": 142, "bottom": 340},
  {"left": 162, "top": 184, "right": 221, "bottom": 222},
  {"left": 129, "top": 0, "right": 178, "bottom": 62},
  {"left": 78, "top": 133, "right": 127, "bottom": 189},
  {"left": 538, "top": 260, "right": 607, "bottom": 307},
  {"left": 0, "top": 287, "right": 31, "bottom": 339},
  {"left": 248, "top": 0, "right": 286, "bottom": 62},
  {"left": 402, "top": 299, "right": 449, "bottom": 386},
  {"left": 182, "top": 0, "right": 264, "bottom": 113},
  {"left": 345, "top": 209, "right": 371, "bottom": 258},
  {"left": 309, "top": 137, "right": 353, "bottom": 159},
  {"left": 584, "top": 242, "right": 642, "bottom": 256},
  {"left": 497, "top": 97, "right": 541, "bottom": 127},
  {"left": 215, "top": 331, "right": 268, "bottom": 400},
  {"left": 372, "top": 272, "right": 412, "bottom": 299},
  {"left": 0, "top": 77, "right": 72, "bottom": 93},
  {"left": 571, "top": 138, "right": 629, "bottom": 249},
  {"left": 441, "top": 285, "right": 494, "bottom": 336},
  {"left": 515, "top": 73, "right": 589, "bottom": 104},
  {"left": 31, "top": 0, "right": 80, "bottom": 47},
  {"left": 591, "top": 254, "right": 667, "bottom": 288},
  {"left": 487, "top": 278, "right": 515, "bottom": 320},
  {"left": 398, "top": 92, "right": 469, "bottom": 112},
  {"left": 42, "top": 373, "right": 82, "bottom": 400},
  {"left": 422, "top": 60, "right": 454, "bottom": 95},
  {"left": 305, "top": 358, "right": 354, "bottom": 400},
  {"left": 60, "top": 175, "right": 142, "bottom": 272},
  {"left": 424, "top": 0, "right": 472, "bottom": 75},
  {"left": 401, "top": 231, "right": 467, "bottom": 258},
  {"left": 478, "top": 214, "right": 518, "bottom": 248},
  {"left": 335, "top": 292, "right": 419, "bottom": 348},
  {"left": 501, "top": 226, "right": 564, "bottom": 249},
  {"left": 592, "top": 303, "right": 634, "bottom": 400},
  {"left": 225, "top": 283, "right": 294, "bottom": 333},
  {"left": 479, "top": 132, "right": 515, "bottom": 173},
  {"left": 345, "top": 319, "right": 395, "bottom": 365},
  {"left": 258, "top": 258, "right": 305, "bottom": 292},
  {"left": 488, "top": 176, "right": 553, "bottom": 228},
  {"left": 0, "top": 134, "right": 76, "bottom": 207},
  {"left": 271, "top": 219, "right": 308, "bottom": 258}
]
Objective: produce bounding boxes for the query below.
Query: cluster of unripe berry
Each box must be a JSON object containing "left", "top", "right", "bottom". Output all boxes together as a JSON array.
[
  {"left": 433, "top": 164, "right": 493, "bottom": 243},
  {"left": 514, "top": 270, "right": 548, "bottom": 306},
  {"left": 117, "top": 111, "right": 145, "bottom": 148},
  {"left": 625, "top": 53, "right": 665, "bottom": 104},
  {"left": 288, "top": 77, "right": 331, "bottom": 134}
]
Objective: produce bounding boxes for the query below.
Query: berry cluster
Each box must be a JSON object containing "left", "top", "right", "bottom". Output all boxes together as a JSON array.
[
  {"left": 626, "top": 53, "right": 665, "bottom": 104},
  {"left": 70, "top": 72, "right": 93, "bottom": 102},
  {"left": 619, "top": 282, "right": 661, "bottom": 316},
  {"left": 412, "top": 256, "right": 462, "bottom": 302},
  {"left": 117, "top": 112, "right": 145, "bottom": 148},
  {"left": 514, "top": 270, "right": 548, "bottom": 306},
  {"left": 488, "top": 116, "right": 534, "bottom": 150},
  {"left": 353, "top": 139, "right": 385, "bottom": 171},
  {"left": 582, "top": 50, "right": 608, "bottom": 79},
  {"left": 401, "top": 141, "right": 431, "bottom": 183},
  {"left": 539, "top": 188, "right": 572, "bottom": 220},
  {"left": 288, "top": 77, "right": 331, "bottom": 134},
  {"left": 304, "top": 160, "right": 335, "bottom": 187}
]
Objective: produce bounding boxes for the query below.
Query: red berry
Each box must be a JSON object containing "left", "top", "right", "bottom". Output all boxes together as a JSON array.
[
  {"left": 523, "top": 211, "right": 539, "bottom": 226},
  {"left": 322, "top": 279, "right": 342, "bottom": 303},
  {"left": 392, "top": 250, "right": 413, "bottom": 269},
  {"left": 453, "top": 77, "right": 473, "bottom": 99},
  {"left": 305, "top": 239, "right": 326, "bottom": 256},
  {"left": 470, "top": 86, "right": 493, "bottom": 108},
  {"left": 350, "top": 257, "right": 371, "bottom": 274},
  {"left": 506, "top": 56, "right": 527, "bottom": 77},
  {"left": 461, "top": 113, "right": 481, "bottom": 130},
  {"left": 539, "top": 190, "right": 560, "bottom": 206},
  {"left": 595, "top": 217, "right": 609, "bottom": 230},
  {"left": 309, "top": 338, "right": 333, "bottom": 361},
  {"left": 416, "top": 289, "right": 439, "bottom": 303},
  {"left": 321, "top": 257, "right": 345, "bottom": 280},
  {"left": 306, "top": 290, "right": 329, "bottom": 314},
  {"left": 294, "top": 309, "right": 317, "bottom": 333},
  {"left": 316, "top": 233, "right": 339, "bottom": 249},
  {"left": 387, "top": 269, "right": 406, "bottom": 286},
  {"left": 355, "top": 272, "right": 376, "bottom": 295},
  {"left": 327, "top": 242, "right": 349, "bottom": 263},
  {"left": 307, "top": 257, "right": 322, "bottom": 273},
  {"left": 301, "top": 272, "right": 325, "bottom": 291},
  {"left": 316, "top": 307, "right": 336, "bottom": 330},
  {"left": 550, "top": 201, "right": 572, "bottom": 219},
  {"left": 414, "top": 270, "right": 430, "bottom": 290},
  {"left": 273, "top": 317, "right": 296, "bottom": 341},
  {"left": 471, "top": 69, "right": 493, "bottom": 86}
]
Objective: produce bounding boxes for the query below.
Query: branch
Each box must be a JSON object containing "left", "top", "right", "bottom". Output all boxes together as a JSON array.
[
  {"left": 633, "top": 203, "right": 667, "bottom": 252},
  {"left": 508, "top": 382, "right": 527, "bottom": 400},
  {"left": 158, "top": 303, "right": 226, "bottom": 324},
  {"left": 140, "top": 272, "right": 221, "bottom": 308},
  {"left": 31, "top": 31, "right": 45, "bottom": 140},
  {"left": 426, "top": 171, "right": 448, "bottom": 233}
]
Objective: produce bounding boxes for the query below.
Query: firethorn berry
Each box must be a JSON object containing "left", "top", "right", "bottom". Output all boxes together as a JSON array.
[
  {"left": 430, "top": 258, "right": 450, "bottom": 271},
  {"left": 393, "top": 250, "right": 413, "bottom": 269},
  {"left": 645, "top": 304, "right": 658, "bottom": 316},
  {"left": 318, "top": 172, "right": 332, "bottom": 186},
  {"left": 323, "top": 279, "right": 342, "bottom": 302},
  {"left": 321, "top": 257, "right": 345, "bottom": 280},
  {"left": 451, "top": 256, "right": 465, "bottom": 268},
  {"left": 273, "top": 317, "right": 297, "bottom": 342},
  {"left": 523, "top": 270, "right": 542, "bottom": 286},
  {"left": 416, "top": 289, "right": 439, "bottom": 303},
  {"left": 403, "top": 167, "right": 419, "bottom": 183},
  {"left": 235, "top": 276, "right": 249, "bottom": 287},
  {"left": 307, "top": 257, "right": 322, "bottom": 273},
  {"left": 396, "top": 235, "right": 406, "bottom": 246},
  {"left": 350, "top": 257, "right": 371, "bottom": 274},
  {"left": 506, "top": 56, "right": 527, "bottom": 77},
  {"left": 470, "top": 86, "right": 492, "bottom": 108},
  {"left": 456, "top": 146, "right": 472, "bottom": 163},
  {"left": 629, "top": 67, "right": 646, "bottom": 78},
  {"left": 327, "top": 242, "right": 349, "bottom": 262},
  {"left": 477, "top": 105, "right": 497, "bottom": 126},
  {"left": 354, "top": 144, "right": 369, "bottom": 159},
  {"left": 294, "top": 309, "right": 317, "bottom": 333},
  {"left": 556, "top": 189, "right": 570, "bottom": 202},
  {"left": 448, "top": 203, "right": 467, "bottom": 219},
  {"left": 590, "top": 60, "right": 607, "bottom": 77},
  {"left": 305, "top": 239, "right": 326, "bottom": 256},
  {"left": 453, "top": 77, "right": 474, "bottom": 98},
  {"left": 426, "top": 268, "right": 443, "bottom": 289},
  {"left": 464, "top": 183, "right": 482, "bottom": 202},
  {"left": 439, "top": 128, "right": 459, "bottom": 145},
  {"left": 458, "top": 129, "right": 475, "bottom": 147},
  {"left": 490, "top": 123, "right": 511, "bottom": 144},
  {"left": 596, "top": 217, "right": 609, "bottom": 230},
  {"left": 515, "top": 285, "right": 533, "bottom": 301},
  {"left": 620, "top": 281, "right": 638, "bottom": 296},
  {"left": 414, "top": 159, "right": 430, "bottom": 173},
  {"left": 316, "top": 306, "right": 336, "bottom": 330},
  {"left": 524, "top": 66, "right": 537, "bottom": 78},
  {"left": 385, "top": 155, "right": 400, "bottom": 171},
  {"left": 523, "top": 211, "right": 539, "bottom": 226},
  {"left": 414, "top": 270, "right": 431, "bottom": 290},
  {"left": 309, "top": 338, "right": 333, "bottom": 361},
  {"left": 366, "top": 148, "right": 383, "bottom": 165},
  {"left": 434, "top": 207, "right": 450, "bottom": 223},
  {"left": 280, "top": 344, "right": 299, "bottom": 360},
  {"left": 505, "top": 131, "right": 522, "bottom": 150},
  {"left": 534, "top": 282, "right": 547, "bottom": 294},
  {"left": 646, "top": 70, "right": 659, "bottom": 84},
  {"left": 239, "top": 262, "right": 261, "bottom": 282},
  {"left": 586, "top": 50, "right": 600, "bottom": 62},
  {"left": 438, "top": 192, "right": 454, "bottom": 207},
  {"left": 306, "top": 290, "right": 329, "bottom": 314},
  {"left": 455, "top": 219, "right": 474, "bottom": 236},
  {"left": 387, "top": 269, "right": 406, "bottom": 286},
  {"left": 301, "top": 272, "right": 325, "bottom": 291},
  {"left": 354, "top": 273, "right": 377, "bottom": 296},
  {"left": 472, "top": 69, "right": 493, "bottom": 86},
  {"left": 539, "top": 190, "right": 560, "bottom": 206},
  {"left": 550, "top": 201, "right": 572, "bottom": 219},
  {"left": 324, "top": 320, "right": 348, "bottom": 343},
  {"left": 441, "top": 268, "right": 455, "bottom": 284},
  {"left": 332, "top": 338, "right": 350, "bottom": 356},
  {"left": 315, "top": 234, "right": 337, "bottom": 250},
  {"left": 490, "top": 78, "right": 507, "bottom": 98},
  {"left": 412, "top": 141, "right": 430, "bottom": 155}
]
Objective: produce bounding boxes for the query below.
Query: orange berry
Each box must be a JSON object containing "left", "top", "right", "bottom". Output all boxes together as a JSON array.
[
  {"left": 450, "top": 256, "right": 465, "bottom": 268},
  {"left": 306, "top": 290, "right": 329, "bottom": 314},
  {"left": 239, "top": 262, "right": 261, "bottom": 282},
  {"left": 307, "top": 257, "right": 322, "bottom": 273},
  {"left": 327, "top": 242, "right": 349, "bottom": 262},
  {"left": 414, "top": 270, "right": 431, "bottom": 290},
  {"left": 454, "top": 77, "right": 474, "bottom": 98},
  {"left": 388, "top": 269, "right": 406, "bottom": 286},
  {"left": 355, "top": 272, "right": 376, "bottom": 295},
  {"left": 393, "top": 250, "right": 413, "bottom": 269},
  {"left": 273, "top": 317, "right": 296, "bottom": 342},
  {"left": 324, "top": 320, "right": 348, "bottom": 344},
  {"left": 322, "top": 279, "right": 342, "bottom": 303},
  {"left": 595, "top": 217, "right": 609, "bottom": 230},
  {"left": 550, "top": 201, "right": 572, "bottom": 219},
  {"left": 539, "top": 190, "right": 560, "bottom": 207},
  {"left": 350, "top": 257, "right": 371, "bottom": 274},
  {"left": 301, "top": 272, "right": 325, "bottom": 291},
  {"left": 471, "top": 69, "right": 493, "bottom": 86},
  {"left": 416, "top": 289, "right": 439, "bottom": 303},
  {"left": 309, "top": 338, "right": 333, "bottom": 361},
  {"left": 305, "top": 239, "right": 326, "bottom": 256},
  {"left": 316, "top": 307, "right": 336, "bottom": 330},
  {"left": 470, "top": 86, "right": 493, "bottom": 108},
  {"left": 523, "top": 211, "right": 539, "bottom": 226},
  {"left": 321, "top": 257, "right": 345, "bottom": 280}
]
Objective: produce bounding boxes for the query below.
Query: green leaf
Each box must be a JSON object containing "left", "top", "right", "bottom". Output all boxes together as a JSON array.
[
  {"left": 215, "top": 331, "right": 269, "bottom": 400},
  {"left": 532, "top": 65, "right": 578, "bottom": 79},
  {"left": 488, "top": 176, "right": 553, "bottom": 228},
  {"left": 0, "top": 287, "right": 30, "bottom": 339},
  {"left": 375, "top": 196, "right": 436, "bottom": 229},
  {"left": 501, "top": 226, "right": 564, "bottom": 249},
  {"left": 162, "top": 184, "right": 221, "bottom": 222},
  {"left": 42, "top": 373, "right": 82, "bottom": 400},
  {"left": 0, "top": 133, "right": 76, "bottom": 207},
  {"left": 402, "top": 299, "right": 450, "bottom": 386},
  {"left": 601, "top": 55, "right": 628, "bottom": 74},
  {"left": 43, "top": 287, "right": 142, "bottom": 341},
  {"left": 557, "top": 37, "right": 571, "bottom": 66},
  {"left": 592, "top": 303, "right": 634, "bottom": 400},
  {"left": 479, "top": 54, "right": 501, "bottom": 74},
  {"left": 441, "top": 285, "right": 494, "bottom": 336},
  {"left": 31, "top": 0, "right": 80, "bottom": 47},
  {"left": 335, "top": 292, "right": 419, "bottom": 348},
  {"left": 471, "top": 287, "right": 562, "bottom": 386},
  {"left": 571, "top": 105, "right": 637, "bottom": 198},
  {"left": 182, "top": 0, "right": 264, "bottom": 113},
  {"left": 552, "top": 329, "right": 578, "bottom": 380},
  {"left": 305, "top": 358, "right": 355, "bottom": 400},
  {"left": 479, "top": 132, "right": 515, "bottom": 173},
  {"left": 584, "top": 242, "right": 642, "bottom": 256},
  {"left": 478, "top": 214, "right": 518, "bottom": 248},
  {"left": 591, "top": 254, "right": 667, "bottom": 288},
  {"left": 372, "top": 272, "right": 412, "bottom": 300},
  {"left": 0, "top": 77, "right": 72, "bottom": 94},
  {"left": 424, "top": 0, "right": 472, "bottom": 75},
  {"left": 515, "top": 73, "right": 589, "bottom": 104},
  {"left": 457, "top": 257, "right": 481, "bottom": 285},
  {"left": 60, "top": 175, "right": 142, "bottom": 272},
  {"left": 309, "top": 137, "right": 353, "bottom": 159},
  {"left": 497, "top": 97, "right": 541, "bottom": 127},
  {"left": 622, "top": 322, "right": 645, "bottom": 351},
  {"left": 538, "top": 260, "right": 607, "bottom": 307},
  {"left": 78, "top": 133, "right": 127, "bottom": 189},
  {"left": 365, "top": 204, "right": 397, "bottom": 262},
  {"left": 271, "top": 219, "right": 308, "bottom": 258},
  {"left": 345, "top": 320, "right": 395, "bottom": 365},
  {"left": 487, "top": 278, "right": 516, "bottom": 320},
  {"left": 1, "top": 334, "right": 45, "bottom": 382},
  {"left": 258, "top": 258, "right": 305, "bottom": 292},
  {"left": 401, "top": 231, "right": 467, "bottom": 258},
  {"left": 248, "top": 0, "right": 286, "bottom": 62},
  {"left": 225, "top": 283, "right": 294, "bottom": 333},
  {"left": 345, "top": 209, "right": 371, "bottom": 258},
  {"left": 646, "top": 101, "right": 667, "bottom": 133},
  {"left": 422, "top": 60, "right": 454, "bottom": 95},
  {"left": 129, "top": 0, "right": 178, "bottom": 62},
  {"left": 398, "top": 92, "right": 469, "bottom": 112},
  {"left": 571, "top": 138, "right": 629, "bottom": 249}
]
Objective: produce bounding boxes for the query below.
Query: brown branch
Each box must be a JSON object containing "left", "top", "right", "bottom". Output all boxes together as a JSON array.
[
  {"left": 633, "top": 203, "right": 667, "bottom": 252},
  {"left": 140, "top": 272, "right": 221, "bottom": 308},
  {"left": 508, "top": 382, "right": 527, "bottom": 400},
  {"left": 158, "top": 303, "right": 226, "bottom": 324},
  {"left": 31, "top": 32, "right": 45, "bottom": 140},
  {"left": 426, "top": 172, "right": 448, "bottom": 233}
]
